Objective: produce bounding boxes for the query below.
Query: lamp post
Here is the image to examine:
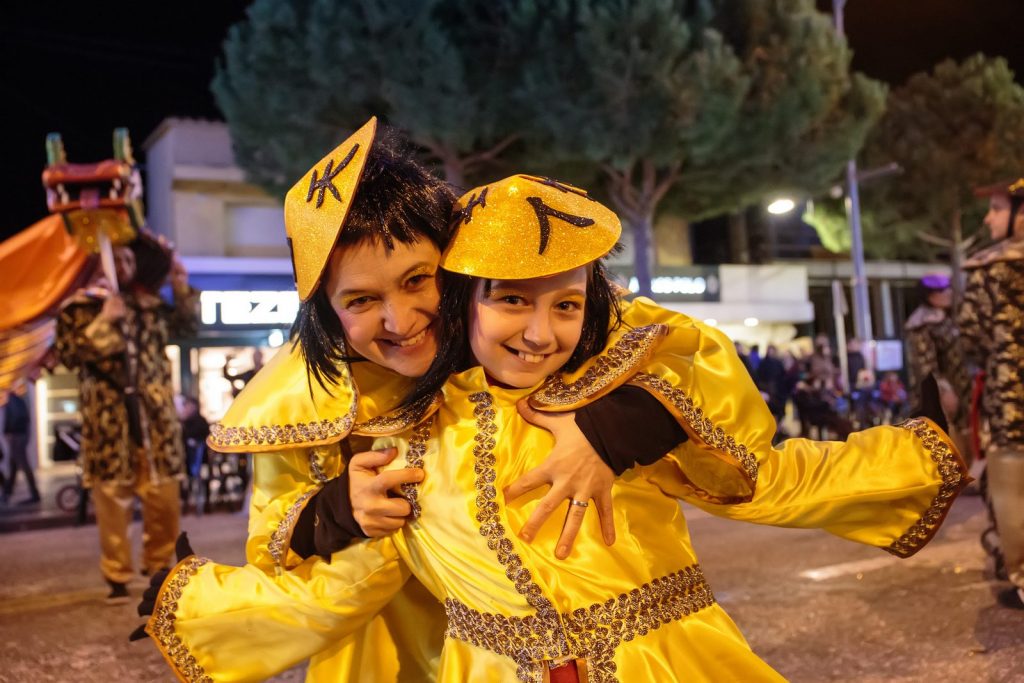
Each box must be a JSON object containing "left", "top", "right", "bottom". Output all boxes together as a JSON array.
[{"left": 832, "top": 0, "right": 873, "bottom": 343}]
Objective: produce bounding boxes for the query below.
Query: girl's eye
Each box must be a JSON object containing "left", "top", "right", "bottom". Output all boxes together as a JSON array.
[
  {"left": 500, "top": 295, "right": 525, "bottom": 305},
  {"left": 556, "top": 301, "right": 583, "bottom": 312}
]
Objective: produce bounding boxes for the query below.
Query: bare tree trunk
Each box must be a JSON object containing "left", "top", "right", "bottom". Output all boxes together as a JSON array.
[
  {"left": 728, "top": 212, "right": 750, "bottom": 263},
  {"left": 441, "top": 158, "right": 465, "bottom": 189},
  {"left": 629, "top": 210, "right": 656, "bottom": 297}
]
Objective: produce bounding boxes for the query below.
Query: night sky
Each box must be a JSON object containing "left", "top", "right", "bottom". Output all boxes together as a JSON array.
[{"left": 2, "top": 0, "right": 1022, "bottom": 242}]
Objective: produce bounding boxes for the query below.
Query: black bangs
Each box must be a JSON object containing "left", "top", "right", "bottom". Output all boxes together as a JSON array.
[{"left": 293, "top": 126, "right": 456, "bottom": 394}]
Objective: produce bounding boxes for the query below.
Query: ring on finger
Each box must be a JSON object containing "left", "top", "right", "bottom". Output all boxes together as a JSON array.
[{"left": 570, "top": 499, "right": 589, "bottom": 508}]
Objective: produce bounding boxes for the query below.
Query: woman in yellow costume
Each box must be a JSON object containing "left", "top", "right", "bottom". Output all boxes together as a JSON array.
[
  {"left": 142, "top": 173, "right": 967, "bottom": 683},
  {"left": 138, "top": 121, "right": 653, "bottom": 682}
]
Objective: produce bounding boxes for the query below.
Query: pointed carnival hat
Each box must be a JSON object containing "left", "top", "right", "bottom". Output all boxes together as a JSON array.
[
  {"left": 440, "top": 174, "right": 621, "bottom": 279},
  {"left": 973, "top": 177, "right": 1024, "bottom": 199},
  {"left": 285, "top": 117, "right": 378, "bottom": 300}
]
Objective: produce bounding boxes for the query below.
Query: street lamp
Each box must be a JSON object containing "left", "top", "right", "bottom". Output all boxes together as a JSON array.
[{"left": 767, "top": 198, "right": 796, "bottom": 215}]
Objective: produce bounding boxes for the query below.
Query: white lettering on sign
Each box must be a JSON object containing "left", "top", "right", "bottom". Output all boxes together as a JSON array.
[
  {"left": 200, "top": 291, "right": 300, "bottom": 326},
  {"left": 628, "top": 276, "right": 716, "bottom": 295}
]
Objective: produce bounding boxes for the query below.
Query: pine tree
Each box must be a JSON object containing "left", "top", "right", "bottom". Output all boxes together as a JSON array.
[
  {"left": 211, "top": 0, "right": 522, "bottom": 192},
  {"left": 515, "top": 0, "right": 884, "bottom": 294},
  {"left": 805, "top": 54, "right": 1024, "bottom": 295}
]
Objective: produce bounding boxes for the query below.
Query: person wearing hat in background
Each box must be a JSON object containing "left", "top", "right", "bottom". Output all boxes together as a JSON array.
[
  {"left": 957, "top": 177, "right": 1024, "bottom": 610},
  {"left": 139, "top": 174, "right": 969, "bottom": 683},
  {"left": 54, "top": 233, "right": 198, "bottom": 604},
  {"left": 905, "top": 273, "right": 970, "bottom": 439}
]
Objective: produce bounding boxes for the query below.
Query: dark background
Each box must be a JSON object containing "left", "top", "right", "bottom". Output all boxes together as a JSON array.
[{"left": 2, "top": 0, "right": 1022, "bottom": 241}]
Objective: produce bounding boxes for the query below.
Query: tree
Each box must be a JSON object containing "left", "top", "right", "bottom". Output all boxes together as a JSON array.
[
  {"left": 805, "top": 54, "right": 1024, "bottom": 295},
  {"left": 515, "top": 0, "right": 884, "bottom": 294},
  {"left": 212, "top": 0, "right": 523, "bottom": 192}
]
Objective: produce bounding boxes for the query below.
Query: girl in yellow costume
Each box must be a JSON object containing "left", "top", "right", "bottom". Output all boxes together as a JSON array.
[{"left": 144, "top": 175, "right": 967, "bottom": 683}]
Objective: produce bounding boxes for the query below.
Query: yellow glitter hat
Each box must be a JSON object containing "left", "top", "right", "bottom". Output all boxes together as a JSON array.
[
  {"left": 441, "top": 174, "right": 621, "bottom": 279},
  {"left": 285, "top": 117, "right": 377, "bottom": 300}
]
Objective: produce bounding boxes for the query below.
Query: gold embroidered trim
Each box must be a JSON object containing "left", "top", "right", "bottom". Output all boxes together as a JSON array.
[
  {"left": 445, "top": 565, "right": 716, "bottom": 683},
  {"left": 148, "top": 557, "right": 212, "bottom": 683},
  {"left": 269, "top": 488, "right": 319, "bottom": 566},
  {"left": 886, "top": 418, "right": 967, "bottom": 558},
  {"left": 400, "top": 421, "right": 431, "bottom": 519},
  {"left": 629, "top": 372, "right": 759, "bottom": 483},
  {"left": 468, "top": 391, "right": 568, "bottom": 683},
  {"left": 464, "top": 392, "right": 715, "bottom": 682},
  {"left": 530, "top": 324, "right": 666, "bottom": 407},
  {"left": 208, "top": 399, "right": 357, "bottom": 449},
  {"left": 353, "top": 392, "right": 442, "bottom": 436},
  {"left": 308, "top": 447, "right": 331, "bottom": 484}
]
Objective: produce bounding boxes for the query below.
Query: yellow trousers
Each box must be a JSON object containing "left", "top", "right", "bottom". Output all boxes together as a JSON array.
[
  {"left": 988, "top": 446, "right": 1024, "bottom": 590},
  {"left": 91, "top": 452, "right": 181, "bottom": 584}
]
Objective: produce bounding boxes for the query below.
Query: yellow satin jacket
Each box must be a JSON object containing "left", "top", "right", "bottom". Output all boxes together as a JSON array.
[{"left": 149, "top": 299, "right": 967, "bottom": 683}]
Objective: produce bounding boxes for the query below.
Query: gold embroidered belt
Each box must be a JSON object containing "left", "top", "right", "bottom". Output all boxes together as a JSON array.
[{"left": 444, "top": 564, "right": 715, "bottom": 683}]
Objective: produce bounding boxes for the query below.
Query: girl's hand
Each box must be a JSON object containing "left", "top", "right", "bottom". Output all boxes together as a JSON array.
[
  {"left": 349, "top": 448, "right": 424, "bottom": 537},
  {"left": 504, "top": 400, "right": 616, "bottom": 560}
]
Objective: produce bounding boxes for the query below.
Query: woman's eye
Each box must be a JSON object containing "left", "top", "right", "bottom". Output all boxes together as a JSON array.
[
  {"left": 557, "top": 301, "right": 583, "bottom": 312},
  {"left": 346, "top": 296, "right": 373, "bottom": 309},
  {"left": 500, "top": 295, "right": 525, "bottom": 305}
]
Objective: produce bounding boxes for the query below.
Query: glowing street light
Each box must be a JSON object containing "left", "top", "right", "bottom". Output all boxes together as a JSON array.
[
  {"left": 744, "top": 317, "right": 759, "bottom": 327},
  {"left": 767, "top": 198, "right": 796, "bottom": 215}
]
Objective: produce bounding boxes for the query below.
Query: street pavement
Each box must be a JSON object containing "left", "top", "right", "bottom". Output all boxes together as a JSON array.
[{"left": 0, "top": 493, "right": 1020, "bottom": 682}]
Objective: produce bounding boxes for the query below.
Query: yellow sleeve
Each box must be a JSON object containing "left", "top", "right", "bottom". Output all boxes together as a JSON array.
[
  {"left": 585, "top": 299, "right": 967, "bottom": 557},
  {"left": 658, "top": 418, "right": 968, "bottom": 556},
  {"left": 146, "top": 538, "right": 407, "bottom": 683},
  {"left": 246, "top": 444, "right": 343, "bottom": 571}
]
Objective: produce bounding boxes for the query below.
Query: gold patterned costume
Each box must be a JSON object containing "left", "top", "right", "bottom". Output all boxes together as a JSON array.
[{"left": 147, "top": 298, "right": 966, "bottom": 682}]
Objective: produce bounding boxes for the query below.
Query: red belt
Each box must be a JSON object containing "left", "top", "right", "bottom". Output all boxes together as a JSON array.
[{"left": 548, "top": 659, "right": 582, "bottom": 683}]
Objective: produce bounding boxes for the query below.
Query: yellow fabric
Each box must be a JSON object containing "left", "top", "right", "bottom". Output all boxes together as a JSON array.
[
  {"left": 149, "top": 367, "right": 961, "bottom": 681},
  {"left": 93, "top": 452, "right": 181, "bottom": 583},
  {"left": 207, "top": 342, "right": 359, "bottom": 453},
  {"left": 442, "top": 175, "right": 621, "bottom": 279},
  {"left": 155, "top": 297, "right": 965, "bottom": 682}
]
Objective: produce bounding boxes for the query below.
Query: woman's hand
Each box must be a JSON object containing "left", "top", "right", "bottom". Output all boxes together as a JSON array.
[
  {"left": 349, "top": 449, "right": 424, "bottom": 537},
  {"left": 504, "top": 400, "right": 616, "bottom": 560}
]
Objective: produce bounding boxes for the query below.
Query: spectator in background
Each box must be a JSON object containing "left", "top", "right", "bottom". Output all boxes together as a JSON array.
[
  {"left": 879, "top": 372, "right": 908, "bottom": 422},
  {"left": 846, "top": 338, "right": 867, "bottom": 394},
  {"left": 747, "top": 344, "right": 762, "bottom": 373},
  {"left": 905, "top": 274, "right": 970, "bottom": 432},
  {"left": 3, "top": 392, "right": 40, "bottom": 505},
  {"left": 756, "top": 345, "right": 787, "bottom": 429},
  {"left": 178, "top": 396, "right": 210, "bottom": 511}
]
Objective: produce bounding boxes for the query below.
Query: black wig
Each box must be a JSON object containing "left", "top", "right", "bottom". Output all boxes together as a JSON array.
[{"left": 292, "top": 127, "right": 456, "bottom": 392}]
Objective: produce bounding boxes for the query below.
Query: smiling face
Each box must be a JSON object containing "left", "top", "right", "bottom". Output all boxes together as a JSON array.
[
  {"left": 324, "top": 238, "right": 442, "bottom": 378},
  {"left": 468, "top": 266, "right": 588, "bottom": 389}
]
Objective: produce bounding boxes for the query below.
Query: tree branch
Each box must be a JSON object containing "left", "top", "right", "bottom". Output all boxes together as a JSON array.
[
  {"left": 916, "top": 230, "right": 953, "bottom": 248},
  {"left": 461, "top": 134, "right": 520, "bottom": 171}
]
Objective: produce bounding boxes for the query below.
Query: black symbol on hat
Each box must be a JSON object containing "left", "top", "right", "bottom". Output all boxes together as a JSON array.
[
  {"left": 523, "top": 176, "right": 596, "bottom": 202},
  {"left": 306, "top": 143, "right": 360, "bottom": 208},
  {"left": 453, "top": 187, "right": 488, "bottom": 227},
  {"left": 526, "top": 197, "right": 595, "bottom": 255}
]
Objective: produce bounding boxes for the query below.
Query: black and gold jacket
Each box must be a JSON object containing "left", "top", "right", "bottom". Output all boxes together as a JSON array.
[{"left": 957, "top": 237, "right": 1024, "bottom": 447}]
